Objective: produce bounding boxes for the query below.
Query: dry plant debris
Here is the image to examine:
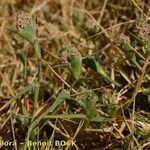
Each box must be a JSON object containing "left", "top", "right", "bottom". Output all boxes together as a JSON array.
[{"left": 0, "top": 0, "right": 150, "bottom": 150}]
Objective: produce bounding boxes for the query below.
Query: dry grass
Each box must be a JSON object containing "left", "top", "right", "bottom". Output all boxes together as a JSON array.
[{"left": 0, "top": 0, "right": 150, "bottom": 150}]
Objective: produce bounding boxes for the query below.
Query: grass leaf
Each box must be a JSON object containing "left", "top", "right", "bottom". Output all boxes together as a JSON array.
[
  {"left": 91, "top": 116, "right": 112, "bottom": 122},
  {"left": 68, "top": 55, "right": 82, "bottom": 80},
  {"left": 83, "top": 57, "right": 121, "bottom": 87},
  {"left": 16, "top": 50, "right": 27, "bottom": 78},
  {"left": 0, "top": 83, "right": 34, "bottom": 112}
]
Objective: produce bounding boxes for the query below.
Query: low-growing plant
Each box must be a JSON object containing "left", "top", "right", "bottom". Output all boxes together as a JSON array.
[
  {"left": 1, "top": 2, "right": 150, "bottom": 149},
  {"left": 3, "top": 11, "right": 114, "bottom": 150}
]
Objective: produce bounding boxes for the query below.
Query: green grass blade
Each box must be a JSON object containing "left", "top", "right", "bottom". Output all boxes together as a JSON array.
[
  {"left": 68, "top": 55, "right": 82, "bottom": 80},
  {"left": 83, "top": 57, "right": 121, "bottom": 87},
  {"left": 94, "top": 60, "right": 121, "bottom": 87},
  {"left": 23, "top": 89, "right": 70, "bottom": 148},
  {"left": 119, "top": 42, "right": 141, "bottom": 70},
  {"left": 6, "top": 27, "right": 36, "bottom": 44},
  {"left": 34, "top": 39, "right": 41, "bottom": 59},
  {"left": 44, "top": 89, "right": 70, "bottom": 115},
  {"left": 91, "top": 116, "right": 112, "bottom": 122},
  {"left": 26, "top": 89, "right": 70, "bottom": 136},
  {"left": 0, "top": 83, "right": 35, "bottom": 112},
  {"left": 16, "top": 50, "right": 27, "bottom": 78}
]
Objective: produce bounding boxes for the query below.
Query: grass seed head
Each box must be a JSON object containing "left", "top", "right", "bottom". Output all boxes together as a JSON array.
[
  {"left": 117, "top": 33, "right": 131, "bottom": 45},
  {"left": 61, "top": 45, "right": 82, "bottom": 61},
  {"left": 15, "top": 11, "right": 38, "bottom": 35},
  {"left": 135, "top": 19, "right": 150, "bottom": 40},
  {"left": 61, "top": 45, "right": 82, "bottom": 80}
]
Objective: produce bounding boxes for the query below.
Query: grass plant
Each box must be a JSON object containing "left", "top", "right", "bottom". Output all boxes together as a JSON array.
[{"left": 0, "top": 1, "right": 150, "bottom": 149}]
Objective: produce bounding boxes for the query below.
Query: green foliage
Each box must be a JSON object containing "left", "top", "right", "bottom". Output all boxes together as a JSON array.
[
  {"left": 68, "top": 54, "right": 82, "bottom": 80},
  {"left": 75, "top": 87, "right": 112, "bottom": 122},
  {"left": 83, "top": 57, "right": 121, "bottom": 87},
  {"left": 6, "top": 11, "right": 41, "bottom": 59},
  {"left": 16, "top": 50, "right": 27, "bottom": 77},
  {"left": 74, "top": 11, "right": 84, "bottom": 27},
  {"left": 20, "top": 89, "right": 70, "bottom": 149},
  {"left": 62, "top": 47, "right": 82, "bottom": 80},
  {"left": 119, "top": 42, "right": 141, "bottom": 70},
  {"left": 6, "top": 28, "right": 36, "bottom": 45},
  {"left": 16, "top": 50, "right": 26, "bottom": 66},
  {"left": 128, "top": 31, "right": 150, "bottom": 54},
  {"left": 45, "top": 89, "right": 70, "bottom": 114},
  {"left": 33, "top": 39, "right": 41, "bottom": 59},
  {"left": 127, "top": 2, "right": 135, "bottom": 14},
  {"left": 144, "top": 38, "right": 150, "bottom": 53},
  {"left": 128, "top": 32, "right": 150, "bottom": 54},
  {"left": 77, "top": 87, "right": 97, "bottom": 119},
  {"left": 90, "top": 116, "right": 112, "bottom": 122},
  {"left": 15, "top": 114, "right": 30, "bottom": 129},
  {"left": 0, "top": 83, "right": 34, "bottom": 113},
  {"left": 3, "top": 4, "right": 150, "bottom": 149}
]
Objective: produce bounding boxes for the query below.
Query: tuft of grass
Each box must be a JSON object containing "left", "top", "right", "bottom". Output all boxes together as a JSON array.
[{"left": 0, "top": 1, "right": 150, "bottom": 149}]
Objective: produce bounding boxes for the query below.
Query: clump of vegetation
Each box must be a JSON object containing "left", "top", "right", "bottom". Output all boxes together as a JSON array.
[{"left": 0, "top": 0, "right": 150, "bottom": 150}]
